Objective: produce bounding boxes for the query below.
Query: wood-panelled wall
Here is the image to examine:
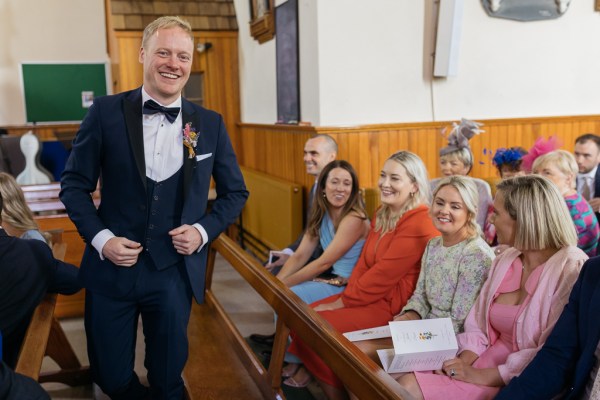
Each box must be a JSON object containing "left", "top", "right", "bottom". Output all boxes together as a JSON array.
[
  {"left": 5, "top": 115, "right": 600, "bottom": 193},
  {"left": 2, "top": 124, "right": 78, "bottom": 141},
  {"left": 239, "top": 115, "right": 600, "bottom": 193}
]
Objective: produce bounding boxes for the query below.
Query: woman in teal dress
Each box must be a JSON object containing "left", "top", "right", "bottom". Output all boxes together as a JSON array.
[
  {"left": 277, "top": 160, "right": 369, "bottom": 304},
  {"left": 276, "top": 160, "right": 370, "bottom": 385}
]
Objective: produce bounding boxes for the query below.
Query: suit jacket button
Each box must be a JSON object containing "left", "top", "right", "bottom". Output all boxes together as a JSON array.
[{"left": 139, "top": 205, "right": 146, "bottom": 210}]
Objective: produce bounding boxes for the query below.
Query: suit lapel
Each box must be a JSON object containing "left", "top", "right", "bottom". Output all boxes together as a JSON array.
[
  {"left": 182, "top": 99, "right": 198, "bottom": 201},
  {"left": 124, "top": 89, "right": 146, "bottom": 192}
]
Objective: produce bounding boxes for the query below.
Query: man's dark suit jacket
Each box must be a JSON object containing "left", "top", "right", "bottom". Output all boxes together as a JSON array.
[
  {"left": 60, "top": 88, "right": 248, "bottom": 303},
  {"left": 594, "top": 167, "right": 600, "bottom": 199},
  {"left": 594, "top": 167, "right": 600, "bottom": 222},
  {"left": 0, "top": 229, "right": 80, "bottom": 367},
  {"left": 497, "top": 257, "right": 600, "bottom": 399},
  {"left": 0, "top": 360, "right": 49, "bottom": 400}
]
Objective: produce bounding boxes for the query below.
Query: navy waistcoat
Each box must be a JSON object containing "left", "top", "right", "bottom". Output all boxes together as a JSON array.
[{"left": 145, "top": 167, "right": 184, "bottom": 269}]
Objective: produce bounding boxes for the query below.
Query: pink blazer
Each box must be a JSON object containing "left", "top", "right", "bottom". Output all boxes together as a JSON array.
[{"left": 457, "top": 246, "right": 587, "bottom": 383}]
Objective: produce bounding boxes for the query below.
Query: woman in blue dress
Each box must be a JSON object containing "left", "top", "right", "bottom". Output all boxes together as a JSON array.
[
  {"left": 277, "top": 160, "right": 370, "bottom": 304},
  {"left": 276, "top": 160, "right": 370, "bottom": 386}
]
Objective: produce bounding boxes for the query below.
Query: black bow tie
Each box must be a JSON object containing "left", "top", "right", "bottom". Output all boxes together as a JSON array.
[{"left": 143, "top": 99, "right": 180, "bottom": 123}]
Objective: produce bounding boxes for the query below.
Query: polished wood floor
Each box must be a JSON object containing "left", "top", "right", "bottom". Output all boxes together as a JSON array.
[{"left": 40, "top": 254, "right": 275, "bottom": 399}]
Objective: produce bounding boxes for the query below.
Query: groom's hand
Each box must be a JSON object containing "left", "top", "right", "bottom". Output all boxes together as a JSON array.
[
  {"left": 169, "top": 224, "right": 202, "bottom": 255},
  {"left": 103, "top": 237, "right": 143, "bottom": 267}
]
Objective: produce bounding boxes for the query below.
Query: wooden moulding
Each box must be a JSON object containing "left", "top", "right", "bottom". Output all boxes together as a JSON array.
[{"left": 250, "top": 11, "right": 275, "bottom": 44}]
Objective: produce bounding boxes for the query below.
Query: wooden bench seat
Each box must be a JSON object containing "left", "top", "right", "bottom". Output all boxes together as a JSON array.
[{"left": 183, "top": 234, "right": 413, "bottom": 399}]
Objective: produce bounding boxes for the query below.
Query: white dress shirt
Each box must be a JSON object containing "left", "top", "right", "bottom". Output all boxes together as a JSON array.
[{"left": 91, "top": 87, "right": 208, "bottom": 259}]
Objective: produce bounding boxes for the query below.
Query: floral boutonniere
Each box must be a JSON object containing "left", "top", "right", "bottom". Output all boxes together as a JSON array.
[{"left": 183, "top": 122, "right": 198, "bottom": 159}]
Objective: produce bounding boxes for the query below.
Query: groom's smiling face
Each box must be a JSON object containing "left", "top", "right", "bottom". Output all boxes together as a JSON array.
[{"left": 139, "top": 27, "right": 194, "bottom": 105}]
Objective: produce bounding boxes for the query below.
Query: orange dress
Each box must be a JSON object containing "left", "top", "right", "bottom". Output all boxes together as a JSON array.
[{"left": 288, "top": 205, "right": 440, "bottom": 389}]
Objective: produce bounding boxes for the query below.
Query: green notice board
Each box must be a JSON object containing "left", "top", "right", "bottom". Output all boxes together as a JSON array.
[{"left": 22, "top": 63, "right": 108, "bottom": 123}]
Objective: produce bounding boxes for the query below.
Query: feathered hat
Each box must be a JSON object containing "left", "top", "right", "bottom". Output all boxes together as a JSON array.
[
  {"left": 520, "top": 136, "right": 562, "bottom": 173},
  {"left": 439, "top": 118, "right": 484, "bottom": 156}
]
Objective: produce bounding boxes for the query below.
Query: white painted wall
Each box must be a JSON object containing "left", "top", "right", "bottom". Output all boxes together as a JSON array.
[
  {"left": 433, "top": 0, "right": 600, "bottom": 120},
  {"left": 0, "top": 0, "right": 107, "bottom": 125},
  {"left": 235, "top": 0, "right": 600, "bottom": 126},
  {"left": 315, "top": 0, "right": 432, "bottom": 126},
  {"left": 298, "top": 0, "right": 320, "bottom": 124},
  {"left": 2, "top": 0, "right": 598, "bottom": 126},
  {"left": 234, "top": 0, "right": 278, "bottom": 124}
]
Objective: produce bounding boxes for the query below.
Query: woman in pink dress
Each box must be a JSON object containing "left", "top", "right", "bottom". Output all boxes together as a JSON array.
[{"left": 397, "top": 175, "right": 588, "bottom": 400}]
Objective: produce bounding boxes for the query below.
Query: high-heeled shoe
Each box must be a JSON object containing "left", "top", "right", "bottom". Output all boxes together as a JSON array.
[
  {"left": 281, "top": 363, "right": 300, "bottom": 378},
  {"left": 282, "top": 367, "right": 312, "bottom": 388}
]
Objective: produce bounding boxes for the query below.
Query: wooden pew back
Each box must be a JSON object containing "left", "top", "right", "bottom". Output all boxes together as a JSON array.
[
  {"left": 183, "top": 234, "right": 413, "bottom": 399},
  {"left": 14, "top": 293, "right": 57, "bottom": 380}
]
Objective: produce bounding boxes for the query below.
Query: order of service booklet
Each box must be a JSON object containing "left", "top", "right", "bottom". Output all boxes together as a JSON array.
[{"left": 344, "top": 318, "right": 458, "bottom": 373}]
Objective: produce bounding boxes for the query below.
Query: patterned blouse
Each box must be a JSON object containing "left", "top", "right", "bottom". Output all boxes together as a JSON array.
[
  {"left": 564, "top": 193, "right": 599, "bottom": 257},
  {"left": 401, "top": 236, "right": 494, "bottom": 334}
]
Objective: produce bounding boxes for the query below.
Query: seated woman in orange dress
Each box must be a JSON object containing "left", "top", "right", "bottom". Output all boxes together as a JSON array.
[{"left": 285, "top": 151, "right": 440, "bottom": 399}]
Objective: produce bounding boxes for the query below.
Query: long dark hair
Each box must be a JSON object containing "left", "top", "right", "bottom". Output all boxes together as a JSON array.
[{"left": 306, "top": 160, "right": 367, "bottom": 237}]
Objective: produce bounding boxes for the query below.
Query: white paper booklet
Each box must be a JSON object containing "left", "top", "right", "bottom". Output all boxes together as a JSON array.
[
  {"left": 343, "top": 325, "right": 391, "bottom": 342},
  {"left": 379, "top": 318, "right": 458, "bottom": 373}
]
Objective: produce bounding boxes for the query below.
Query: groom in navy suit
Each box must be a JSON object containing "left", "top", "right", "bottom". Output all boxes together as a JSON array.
[{"left": 60, "top": 16, "right": 247, "bottom": 399}]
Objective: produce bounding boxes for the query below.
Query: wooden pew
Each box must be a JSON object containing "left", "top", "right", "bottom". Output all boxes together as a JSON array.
[
  {"left": 22, "top": 182, "right": 100, "bottom": 214},
  {"left": 15, "top": 242, "right": 91, "bottom": 386},
  {"left": 14, "top": 293, "right": 57, "bottom": 380},
  {"left": 14, "top": 294, "right": 90, "bottom": 386},
  {"left": 183, "top": 234, "right": 413, "bottom": 399}
]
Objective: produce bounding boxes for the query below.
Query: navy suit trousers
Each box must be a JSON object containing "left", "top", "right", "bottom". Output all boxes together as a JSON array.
[{"left": 85, "top": 254, "right": 192, "bottom": 400}]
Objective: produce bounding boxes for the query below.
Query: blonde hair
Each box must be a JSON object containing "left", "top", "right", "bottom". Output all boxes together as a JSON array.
[
  {"left": 375, "top": 151, "right": 430, "bottom": 234},
  {"left": 440, "top": 148, "right": 474, "bottom": 174},
  {"left": 532, "top": 150, "right": 578, "bottom": 190},
  {"left": 142, "top": 16, "right": 193, "bottom": 48},
  {"left": 0, "top": 172, "right": 39, "bottom": 233},
  {"left": 496, "top": 175, "right": 577, "bottom": 250},
  {"left": 432, "top": 176, "right": 481, "bottom": 239}
]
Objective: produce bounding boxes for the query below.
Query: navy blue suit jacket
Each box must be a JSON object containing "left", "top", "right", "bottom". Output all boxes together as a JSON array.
[
  {"left": 60, "top": 88, "right": 248, "bottom": 303},
  {"left": 594, "top": 167, "right": 600, "bottom": 223},
  {"left": 497, "top": 258, "right": 600, "bottom": 399}
]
